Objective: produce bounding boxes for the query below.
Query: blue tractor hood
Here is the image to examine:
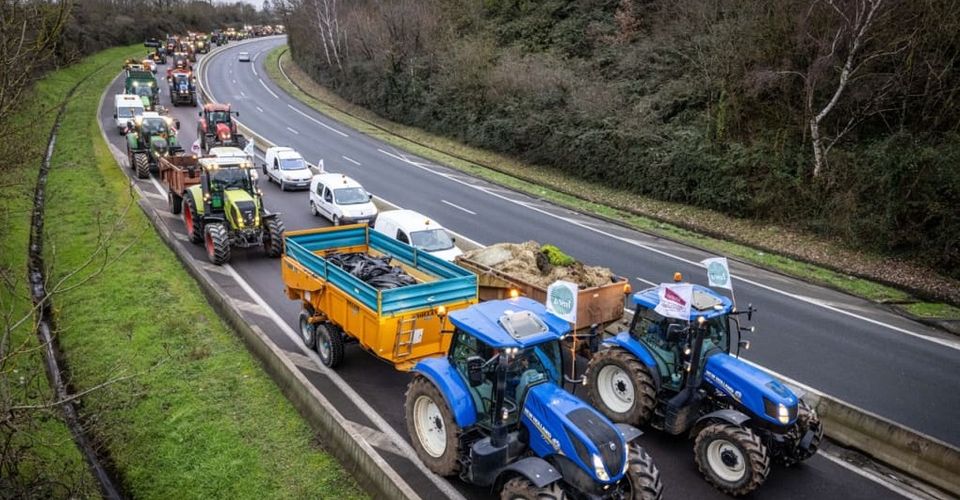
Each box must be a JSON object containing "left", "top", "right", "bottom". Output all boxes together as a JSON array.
[
  {"left": 521, "top": 382, "right": 629, "bottom": 484},
  {"left": 703, "top": 354, "right": 799, "bottom": 426}
]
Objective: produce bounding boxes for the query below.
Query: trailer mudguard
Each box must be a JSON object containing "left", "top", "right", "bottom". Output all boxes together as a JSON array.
[
  {"left": 692, "top": 408, "right": 751, "bottom": 436},
  {"left": 411, "top": 357, "right": 478, "bottom": 428},
  {"left": 602, "top": 332, "right": 660, "bottom": 388},
  {"left": 495, "top": 457, "right": 562, "bottom": 489}
]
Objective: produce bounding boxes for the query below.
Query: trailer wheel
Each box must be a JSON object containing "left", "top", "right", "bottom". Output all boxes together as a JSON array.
[
  {"left": 204, "top": 223, "right": 231, "bottom": 265},
  {"left": 134, "top": 152, "right": 150, "bottom": 179},
  {"left": 624, "top": 443, "right": 663, "bottom": 500},
  {"left": 315, "top": 322, "right": 343, "bottom": 368},
  {"left": 182, "top": 196, "right": 203, "bottom": 243},
  {"left": 298, "top": 310, "right": 316, "bottom": 350},
  {"left": 585, "top": 347, "right": 657, "bottom": 425},
  {"left": 168, "top": 190, "right": 182, "bottom": 215},
  {"left": 500, "top": 477, "right": 565, "bottom": 500},
  {"left": 404, "top": 375, "right": 461, "bottom": 476},
  {"left": 694, "top": 423, "right": 769, "bottom": 496},
  {"left": 263, "top": 217, "right": 285, "bottom": 258},
  {"left": 779, "top": 400, "right": 822, "bottom": 467}
]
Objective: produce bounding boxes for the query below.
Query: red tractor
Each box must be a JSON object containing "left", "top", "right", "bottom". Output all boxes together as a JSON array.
[{"left": 197, "top": 103, "right": 247, "bottom": 152}]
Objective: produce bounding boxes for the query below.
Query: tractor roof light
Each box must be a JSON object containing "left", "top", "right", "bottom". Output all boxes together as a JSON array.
[
  {"left": 435, "top": 305, "right": 446, "bottom": 317},
  {"left": 673, "top": 272, "right": 683, "bottom": 282},
  {"left": 623, "top": 283, "right": 632, "bottom": 294}
]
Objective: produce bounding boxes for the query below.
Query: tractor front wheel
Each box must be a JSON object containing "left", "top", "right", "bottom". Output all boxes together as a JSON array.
[
  {"left": 694, "top": 423, "right": 770, "bottom": 496},
  {"left": 585, "top": 347, "right": 657, "bottom": 426},
  {"left": 298, "top": 309, "right": 317, "bottom": 350},
  {"left": 134, "top": 152, "right": 150, "bottom": 179},
  {"left": 624, "top": 443, "right": 663, "bottom": 500},
  {"left": 315, "top": 322, "right": 343, "bottom": 368},
  {"left": 182, "top": 196, "right": 204, "bottom": 243},
  {"left": 204, "top": 223, "right": 231, "bottom": 265},
  {"left": 499, "top": 477, "right": 565, "bottom": 500},
  {"left": 263, "top": 217, "right": 285, "bottom": 257},
  {"left": 168, "top": 190, "right": 182, "bottom": 215},
  {"left": 404, "top": 375, "right": 461, "bottom": 476}
]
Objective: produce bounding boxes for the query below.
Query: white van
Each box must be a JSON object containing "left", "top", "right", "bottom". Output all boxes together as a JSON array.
[
  {"left": 263, "top": 146, "right": 312, "bottom": 190},
  {"left": 113, "top": 94, "right": 145, "bottom": 134},
  {"left": 309, "top": 172, "right": 377, "bottom": 226},
  {"left": 372, "top": 209, "right": 462, "bottom": 261}
]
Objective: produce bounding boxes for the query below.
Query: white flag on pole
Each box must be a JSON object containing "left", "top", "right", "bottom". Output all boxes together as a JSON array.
[
  {"left": 701, "top": 257, "right": 732, "bottom": 290},
  {"left": 545, "top": 280, "right": 578, "bottom": 323},
  {"left": 654, "top": 283, "right": 693, "bottom": 320},
  {"left": 191, "top": 139, "right": 201, "bottom": 155},
  {"left": 243, "top": 137, "right": 255, "bottom": 158}
]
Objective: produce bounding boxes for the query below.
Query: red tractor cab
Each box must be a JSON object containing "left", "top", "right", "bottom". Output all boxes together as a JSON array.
[{"left": 197, "top": 103, "right": 246, "bottom": 152}]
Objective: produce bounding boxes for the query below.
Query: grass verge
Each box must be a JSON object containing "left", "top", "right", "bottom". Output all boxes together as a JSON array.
[
  {"left": 265, "top": 45, "right": 959, "bottom": 321},
  {"left": 0, "top": 46, "right": 365, "bottom": 498}
]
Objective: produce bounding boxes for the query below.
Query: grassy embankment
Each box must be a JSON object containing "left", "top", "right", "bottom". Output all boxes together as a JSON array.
[
  {"left": 0, "top": 45, "right": 365, "bottom": 498},
  {"left": 264, "top": 46, "right": 960, "bottom": 322}
]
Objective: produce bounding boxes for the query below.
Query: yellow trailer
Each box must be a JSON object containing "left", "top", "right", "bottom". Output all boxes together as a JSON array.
[{"left": 282, "top": 225, "right": 478, "bottom": 371}]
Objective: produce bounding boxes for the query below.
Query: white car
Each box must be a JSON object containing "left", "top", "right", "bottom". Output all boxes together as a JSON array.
[
  {"left": 238, "top": 51, "right": 250, "bottom": 62},
  {"left": 309, "top": 173, "right": 377, "bottom": 226},
  {"left": 263, "top": 146, "right": 312, "bottom": 190},
  {"left": 113, "top": 94, "right": 145, "bottom": 134},
  {"left": 372, "top": 210, "right": 462, "bottom": 261}
]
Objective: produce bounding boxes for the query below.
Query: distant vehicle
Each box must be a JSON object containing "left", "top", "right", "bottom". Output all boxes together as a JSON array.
[
  {"left": 372, "top": 210, "right": 462, "bottom": 261},
  {"left": 142, "top": 58, "right": 157, "bottom": 74},
  {"left": 308, "top": 172, "right": 377, "bottom": 225},
  {"left": 261, "top": 146, "right": 311, "bottom": 191},
  {"left": 238, "top": 51, "right": 250, "bottom": 62},
  {"left": 113, "top": 94, "right": 145, "bottom": 134},
  {"left": 208, "top": 146, "right": 249, "bottom": 162}
]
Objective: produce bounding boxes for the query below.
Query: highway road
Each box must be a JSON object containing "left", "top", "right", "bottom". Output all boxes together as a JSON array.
[{"left": 95, "top": 37, "right": 937, "bottom": 498}]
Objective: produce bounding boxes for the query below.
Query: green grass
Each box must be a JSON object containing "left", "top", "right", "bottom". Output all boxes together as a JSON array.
[
  {"left": 901, "top": 302, "right": 960, "bottom": 320},
  {"left": 0, "top": 46, "right": 365, "bottom": 498},
  {"left": 265, "top": 46, "right": 958, "bottom": 321}
]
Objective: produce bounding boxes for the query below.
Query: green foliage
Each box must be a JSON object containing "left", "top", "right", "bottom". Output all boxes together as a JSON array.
[{"left": 540, "top": 244, "right": 576, "bottom": 267}]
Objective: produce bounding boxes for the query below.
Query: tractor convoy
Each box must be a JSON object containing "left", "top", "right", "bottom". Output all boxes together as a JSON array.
[{"left": 113, "top": 31, "right": 825, "bottom": 499}]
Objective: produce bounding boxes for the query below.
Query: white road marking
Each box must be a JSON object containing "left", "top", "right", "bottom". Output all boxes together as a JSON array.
[
  {"left": 376, "top": 148, "right": 959, "bottom": 351},
  {"left": 252, "top": 64, "right": 258, "bottom": 77},
  {"left": 232, "top": 79, "right": 236, "bottom": 84},
  {"left": 256, "top": 106, "right": 264, "bottom": 113},
  {"left": 342, "top": 155, "right": 360, "bottom": 166},
  {"left": 635, "top": 277, "right": 658, "bottom": 287},
  {"left": 286, "top": 126, "right": 299, "bottom": 135},
  {"left": 817, "top": 451, "right": 923, "bottom": 500},
  {"left": 258, "top": 78, "right": 279, "bottom": 99},
  {"left": 221, "top": 264, "right": 466, "bottom": 500},
  {"left": 286, "top": 104, "right": 349, "bottom": 137},
  {"left": 240, "top": 90, "right": 246, "bottom": 97},
  {"left": 441, "top": 199, "right": 476, "bottom": 215}
]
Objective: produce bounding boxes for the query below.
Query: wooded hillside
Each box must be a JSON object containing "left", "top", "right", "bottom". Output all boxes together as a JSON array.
[{"left": 283, "top": 0, "right": 960, "bottom": 279}]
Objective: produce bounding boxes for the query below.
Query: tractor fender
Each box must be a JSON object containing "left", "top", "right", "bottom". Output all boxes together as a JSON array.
[
  {"left": 494, "top": 457, "right": 562, "bottom": 490},
  {"left": 691, "top": 408, "right": 751, "bottom": 437},
  {"left": 615, "top": 423, "right": 644, "bottom": 444},
  {"left": 601, "top": 332, "right": 661, "bottom": 390},
  {"left": 184, "top": 186, "right": 204, "bottom": 215},
  {"left": 261, "top": 212, "right": 280, "bottom": 220},
  {"left": 410, "top": 357, "right": 478, "bottom": 428}
]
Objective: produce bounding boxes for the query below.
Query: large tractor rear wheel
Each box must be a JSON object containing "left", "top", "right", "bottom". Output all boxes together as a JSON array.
[
  {"left": 182, "top": 196, "right": 204, "bottom": 243},
  {"left": 315, "top": 322, "right": 343, "bottom": 368},
  {"left": 585, "top": 347, "right": 657, "bottom": 426},
  {"left": 625, "top": 443, "right": 663, "bottom": 500},
  {"left": 168, "top": 190, "right": 182, "bottom": 215},
  {"left": 204, "top": 223, "right": 231, "bottom": 265},
  {"left": 404, "top": 375, "right": 461, "bottom": 476},
  {"left": 134, "top": 152, "right": 150, "bottom": 179},
  {"left": 499, "top": 477, "right": 565, "bottom": 500},
  {"left": 694, "top": 423, "right": 769, "bottom": 496},
  {"left": 263, "top": 217, "right": 285, "bottom": 257}
]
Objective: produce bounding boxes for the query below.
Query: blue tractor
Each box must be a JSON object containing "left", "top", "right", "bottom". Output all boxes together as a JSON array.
[
  {"left": 584, "top": 283, "right": 822, "bottom": 495},
  {"left": 405, "top": 298, "right": 663, "bottom": 499}
]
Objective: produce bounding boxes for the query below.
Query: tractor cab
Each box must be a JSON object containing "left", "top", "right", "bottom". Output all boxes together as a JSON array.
[
  {"left": 198, "top": 104, "right": 245, "bottom": 152},
  {"left": 406, "top": 298, "right": 663, "bottom": 499}
]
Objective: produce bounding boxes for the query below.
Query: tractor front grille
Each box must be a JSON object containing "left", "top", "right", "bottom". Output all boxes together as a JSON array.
[{"left": 566, "top": 408, "right": 625, "bottom": 478}]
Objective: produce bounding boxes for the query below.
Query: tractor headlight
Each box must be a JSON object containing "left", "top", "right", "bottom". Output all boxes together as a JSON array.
[
  {"left": 778, "top": 403, "right": 790, "bottom": 425},
  {"left": 591, "top": 454, "right": 609, "bottom": 482}
]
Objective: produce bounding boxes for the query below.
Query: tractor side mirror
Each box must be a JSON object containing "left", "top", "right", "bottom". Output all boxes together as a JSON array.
[
  {"left": 234, "top": 111, "right": 240, "bottom": 117},
  {"left": 739, "top": 340, "right": 751, "bottom": 351},
  {"left": 747, "top": 303, "right": 755, "bottom": 321},
  {"left": 113, "top": 113, "right": 117, "bottom": 119},
  {"left": 466, "top": 356, "right": 484, "bottom": 387},
  {"left": 198, "top": 111, "right": 202, "bottom": 117},
  {"left": 126, "top": 120, "right": 135, "bottom": 131},
  {"left": 174, "top": 119, "right": 181, "bottom": 129}
]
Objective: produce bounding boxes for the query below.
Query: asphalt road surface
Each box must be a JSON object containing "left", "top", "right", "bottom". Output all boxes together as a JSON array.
[{"left": 96, "top": 38, "right": 934, "bottom": 499}]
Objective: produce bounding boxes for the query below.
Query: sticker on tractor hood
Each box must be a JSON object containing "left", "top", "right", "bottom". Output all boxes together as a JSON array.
[
  {"left": 705, "top": 370, "right": 742, "bottom": 402},
  {"left": 524, "top": 407, "right": 561, "bottom": 452}
]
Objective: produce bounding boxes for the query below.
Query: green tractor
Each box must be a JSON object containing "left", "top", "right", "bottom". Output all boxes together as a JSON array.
[
  {"left": 180, "top": 157, "right": 284, "bottom": 265},
  {"left": 124, "top": 112, "right": 182, "bottom": 179},
  {"left": 124, "top": 70, "right": 159, "bottom": 111}
]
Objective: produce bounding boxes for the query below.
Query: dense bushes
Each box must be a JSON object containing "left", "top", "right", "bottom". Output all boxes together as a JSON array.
[{"left": 285, "top": 0, "right": 960, "bottom": 277}]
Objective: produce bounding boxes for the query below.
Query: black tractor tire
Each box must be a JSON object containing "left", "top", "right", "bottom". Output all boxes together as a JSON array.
[
  {"left": 779, "top": 400, "right": 823, "bottom": 467},
  {"left": 298, "top": 309, "right": 317, "bottom": 350},
  {"left": 499, "top": 477, "right": 565, "bottom": 500},
  {"left": 263, "top": 217, "right": 285, "bottom": 258},
  {"left": 315, "top": 322, "right": 343, "bottom": 368},
  {"left": 585, "top": 347, "right": 657, "bottom": 426},
  {"left": 182, "top": 196, "right": 204, "bottom": 243},
  {"left": 625, "top": 443, "right": 663, "bottom": 500},
  {"left": 168, "top": 190, "right": 182, "bottom": 214},
  {"left": 404, "top": 375, "right": 462, "bottom": 476},
  {"left": 134, "top": 152, "right": 150, "bottom": 179},
  {"left": 204, "top": 223, "right": 231, "bottom": 265},
  {"left": 694, "top": 423, "right": 770, "bottom": 496}
]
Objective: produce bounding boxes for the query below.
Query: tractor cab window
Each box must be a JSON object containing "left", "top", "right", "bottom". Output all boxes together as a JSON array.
[
  {"left": 208, "top": 167, "right": 252, "bottom": 196},
  {"left": 449, "top": 331, "right": 497, "bottom": 426},
  {"left": 507, "top": 342, "right": 562, "bottom": 405},
  {"left": 207, "top": 111, "right": 231, "bottom": 126},
  {"left": 134, "top": 86, "right": 153, "bottom": 98},
  {"left": 631, "top": 306, "right": 730, "bottom": 388},
  {"left": 141, "top": 118, "right": 168, "bottom": 136}
]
